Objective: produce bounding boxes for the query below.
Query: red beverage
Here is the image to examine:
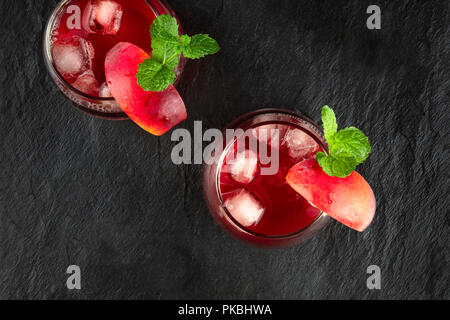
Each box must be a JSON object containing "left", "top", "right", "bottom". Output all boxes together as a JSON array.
[
  {"left": 203, "top": 109, "right": 330, "bottom": 247},
  {"left": 43, "top": 0, "right": 183, "bottom": 118}
]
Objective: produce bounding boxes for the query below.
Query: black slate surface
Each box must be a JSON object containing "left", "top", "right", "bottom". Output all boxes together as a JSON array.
[{"left": 0, "top": 0, "right": 448, "bottom": 300}]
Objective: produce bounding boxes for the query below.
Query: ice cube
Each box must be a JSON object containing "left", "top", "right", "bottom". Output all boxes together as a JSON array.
[
  {"left": 83, "top": 0, "right": 123, "bottom": 36},
  {"left": 71, "top": 70, "right": 100, "bottom": 96},
  {"left": 99, "top": 82, "right": 112, "bottom": 97},
  {"left": 224, "top": 189, "right": 265, "bottom": 227},
  {"left": 251, "top": 124, "right": 287, "bottom": 148},
  {"left": 283, "top": 128, "right": 320, "bottom": 160},
  {"left": 227, "top": 149, "right": 258, "bottom": 184},
  {"left": 51, "top": 36, "right": 94, "bottom": 81}
]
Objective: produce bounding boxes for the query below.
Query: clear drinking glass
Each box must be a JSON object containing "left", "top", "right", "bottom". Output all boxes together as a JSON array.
[
  {"left": 43, "top": 0, "right": 185, "bottom": 120},
  {"left": 202, "top": 109, "right": 330, "bottom": 248}
]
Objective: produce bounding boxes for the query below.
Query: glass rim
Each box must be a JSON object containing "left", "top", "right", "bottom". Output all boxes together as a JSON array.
[
  {"left": 42, "top": 0, "right": 178, "bottom": 116},
  {"left": 213, "top": 108, "right": 330, "bottom": 240}
]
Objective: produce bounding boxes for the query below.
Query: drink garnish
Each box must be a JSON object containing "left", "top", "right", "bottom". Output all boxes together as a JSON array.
[
  {"left": 136, "top": 14, "right": 220, "bottom": 92},
  {"left": 105, "top": 42, "right": 187, "bottom": 135},
  {"left": 286, "top": 159, "right": 376, "bottom": 232},
  {"left": 286, "top": 106, "right": 376, "bottom": 232},
  {"left": 316, "top": 106, "right": 371, "bottom": 178}
]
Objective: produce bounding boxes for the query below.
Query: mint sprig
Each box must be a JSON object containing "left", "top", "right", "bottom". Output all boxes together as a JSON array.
[
  {"left": 316, "top": 106, "right": 371, "bottom": 178},
  {"left": 137, "top": 15, "right": 220, "bottom": 92}
]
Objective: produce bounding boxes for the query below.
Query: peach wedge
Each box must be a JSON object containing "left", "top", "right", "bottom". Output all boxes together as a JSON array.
[
  {"left": 286, "top": 158, "right": 376, "bottom": 232},
  {"left": 105, "top": 42, "right": 187, "bottom": 136}
]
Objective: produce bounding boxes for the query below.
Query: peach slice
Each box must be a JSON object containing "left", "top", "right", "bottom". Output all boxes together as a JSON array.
[
  {"left": 105, "top": 42, "right": 187, "bottom": 136},
  {"left": 286, "top": 158, "right": 376, "bottom": 232}
]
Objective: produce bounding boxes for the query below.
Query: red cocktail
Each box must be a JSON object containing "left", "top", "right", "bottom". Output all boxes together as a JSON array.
[
  {"left": 43, "top": 0, "right": 184, "bottom": 119},
  {"left": 203, "top": 109, "right": 331, "bottom": 248}
]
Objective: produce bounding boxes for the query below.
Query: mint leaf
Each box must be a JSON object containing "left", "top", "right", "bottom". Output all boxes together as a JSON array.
[
  {"left": 321, "top": 105, "right": 338, "bottom": 141},
  {"left": 316, "top": 106, "right": 372, "bottom": 178},
  {"left": 137, "top": 59, "right": 176, "bottom": 92},
  {"left": 329, "top": 127, "right": 371, "bottom": 164},
  {"left": 181, "top": 34, "right": 220, "bottom": 59},
  {"left": 150, "top": 14, "right": 179, "bottom": 45}
]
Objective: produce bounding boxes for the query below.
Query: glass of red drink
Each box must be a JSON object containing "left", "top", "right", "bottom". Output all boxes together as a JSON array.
[
  {"left": 203, "top": 109, "right": 331, "bottom": 248},
  {"left": 43, "top": 0, "right": 184, "bottom": 119}
]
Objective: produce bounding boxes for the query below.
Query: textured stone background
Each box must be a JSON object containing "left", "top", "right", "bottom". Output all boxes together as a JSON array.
[{"left": 0, "top": 0, "right": 448, "bottom": 299}]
